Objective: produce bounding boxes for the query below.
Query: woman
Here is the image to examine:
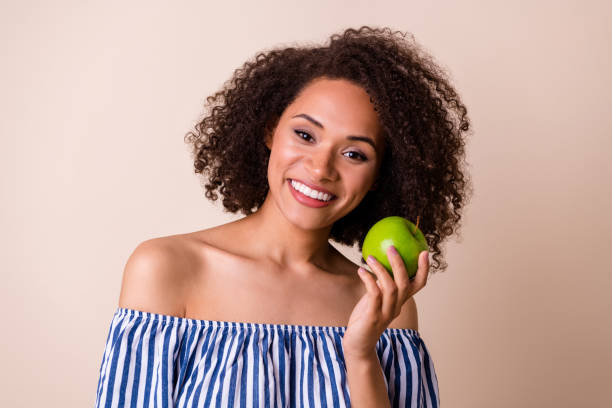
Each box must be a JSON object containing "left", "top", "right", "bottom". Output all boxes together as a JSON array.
[{"left": 95, "top": 26, "right": 471, "bottom": 407}]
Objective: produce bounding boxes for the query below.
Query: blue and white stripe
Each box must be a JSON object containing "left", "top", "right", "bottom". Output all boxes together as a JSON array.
[{"left": 95, "top": 308, "right": 440, "bottom": 407}]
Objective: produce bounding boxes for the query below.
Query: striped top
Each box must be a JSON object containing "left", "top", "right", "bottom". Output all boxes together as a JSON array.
[{"left": 95, "top": 307, "right": 440, "bottom": 407}]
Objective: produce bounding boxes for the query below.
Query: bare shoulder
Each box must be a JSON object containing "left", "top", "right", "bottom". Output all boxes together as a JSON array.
[
  {"left": 118, "top": 234, "right": 198, "bottom": 317},
  {"left": 388, "top": 296, "right": 419, "bottom": 331}
]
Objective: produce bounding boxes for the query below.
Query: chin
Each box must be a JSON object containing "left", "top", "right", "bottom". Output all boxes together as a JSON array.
[{"left": 288, "top": 211, "right": 333, "bottom": 229}]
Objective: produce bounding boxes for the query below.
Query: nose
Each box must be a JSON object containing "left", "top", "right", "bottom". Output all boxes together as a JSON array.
[{"left": 305, "top": 148, "right": 338, "bottom": 181}]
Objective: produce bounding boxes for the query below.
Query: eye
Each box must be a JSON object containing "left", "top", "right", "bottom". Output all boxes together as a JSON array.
[
  {"left": 294, "top": 129, "right": 368, "bottom": 162},
  {"left": 344, "top": 151, "right": 368, "bottom": 161},
  {"left": 294, "top": 129, "right": 314, "bottom": 142}
]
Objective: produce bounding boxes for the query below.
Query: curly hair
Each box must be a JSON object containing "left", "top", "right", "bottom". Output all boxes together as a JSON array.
[{"left": 184, "top": 26, "right": 473, "bottom": 274}]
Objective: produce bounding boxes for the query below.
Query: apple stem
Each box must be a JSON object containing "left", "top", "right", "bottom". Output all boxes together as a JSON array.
[{"left": 416, "top": 215, "right": 420, "bottom": 230}]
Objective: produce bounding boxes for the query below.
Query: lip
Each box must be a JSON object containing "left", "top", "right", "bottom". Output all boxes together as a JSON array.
[
  {"left": 288, "top": 178, "right": 336, "bottom": 196},
  {"left": 288, "top": 179, "right": 337, "bottom": 208}
]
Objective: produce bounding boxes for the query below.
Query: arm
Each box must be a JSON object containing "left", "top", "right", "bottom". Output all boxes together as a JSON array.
[
  {"left": 96, "top": 238, "right": 189, "bottom": 407},
  {"left": 344, "top": 351, "right": 392, "bottom": 408},
  {"left": 343, "top": 297, "right": 419, "bottom": 406}
]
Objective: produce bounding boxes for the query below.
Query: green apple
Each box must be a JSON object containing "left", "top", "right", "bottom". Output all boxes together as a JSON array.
[{"left": 362, "top": 216, "right": 429, "bottom": 279}]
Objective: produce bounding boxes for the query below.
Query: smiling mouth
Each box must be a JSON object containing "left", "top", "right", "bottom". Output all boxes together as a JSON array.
[{"left": 288, "top": 179, "right": 337, "bottom": 201}]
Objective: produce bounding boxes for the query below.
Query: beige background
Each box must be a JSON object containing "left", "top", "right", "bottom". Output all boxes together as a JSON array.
[{"left": 1, "top": 0, "right": 610, "bottom": 406}]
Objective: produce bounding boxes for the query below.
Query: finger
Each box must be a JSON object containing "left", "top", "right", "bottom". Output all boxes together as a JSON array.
[
  {"left": 365, "top": 255, "right": 398, "bottom": 321},
  {"left": 357, "top": 267, "right": 382, "bottom": 309},
  {"left": 386, "top": 245, "right": 410, "bottom": 315},
  {"left": 412, "top": 251, "right": 430, "bottom": 290}
]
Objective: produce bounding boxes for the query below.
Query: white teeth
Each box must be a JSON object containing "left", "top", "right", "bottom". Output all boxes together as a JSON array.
[{"left": 290, "top": 180, "right": 333, "bottom": 201}]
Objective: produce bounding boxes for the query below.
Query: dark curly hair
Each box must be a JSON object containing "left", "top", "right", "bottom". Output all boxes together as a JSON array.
[{"left": 184, "top": 26, "right": 473, "bottom": 274}]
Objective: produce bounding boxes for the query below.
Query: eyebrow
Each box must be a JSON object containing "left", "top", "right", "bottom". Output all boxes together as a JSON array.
[{"left": 291, "top": 113, "right": 377, "bottom": 150}]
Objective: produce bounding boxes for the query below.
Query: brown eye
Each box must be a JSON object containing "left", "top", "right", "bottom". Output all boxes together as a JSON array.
[
  {"left": 344, "top": 151, "right": 368, "bottom": 161},
  {"left": 294, "top": 130, "right": 314, "bottom": 142},
  {"left": 295, "top": 129, "right": 368, "bottom": 162}
]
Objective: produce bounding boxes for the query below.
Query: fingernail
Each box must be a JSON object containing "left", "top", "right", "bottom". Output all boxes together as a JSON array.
[
  {"left": 388, "top": 245, "right": 397, "bottom": 254},
  {"left": 367, "top": 255, "right": 374, "bottom": 262}
]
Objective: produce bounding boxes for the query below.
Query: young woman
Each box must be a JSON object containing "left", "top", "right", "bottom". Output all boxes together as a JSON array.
[{"left": 95, "top": 26, "right": 471, "bottom": 407}]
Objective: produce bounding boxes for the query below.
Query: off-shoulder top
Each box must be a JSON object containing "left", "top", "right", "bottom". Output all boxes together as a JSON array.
[{"left": 94, "top": 307, "right": 440, "bottom": 407}]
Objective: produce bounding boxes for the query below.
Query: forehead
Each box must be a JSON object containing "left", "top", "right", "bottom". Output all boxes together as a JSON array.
[{"left": 284, "top": 78, "right": 382, "bottom": 143}]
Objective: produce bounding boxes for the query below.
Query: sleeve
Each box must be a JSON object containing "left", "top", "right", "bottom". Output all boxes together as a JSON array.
[
  {"left": 377, "top": 331, "right": 441, "bottom": 408},
  {"left": 94, "top": 309, "right": 183, "bottom": 408}
]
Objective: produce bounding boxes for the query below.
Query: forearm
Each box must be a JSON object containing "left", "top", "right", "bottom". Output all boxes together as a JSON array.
[{"left": 343, "top": 351, "right": 391, "bottom": 408}]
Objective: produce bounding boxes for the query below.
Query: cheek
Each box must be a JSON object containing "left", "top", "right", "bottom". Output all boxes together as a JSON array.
[
  {"left": 347, "top": 173, "right": 373, "bottom": 196},
  {"left": 269, "top": 143, "right": 300, "bottom": 169},
  {"left": 267, "top": 143, "right": 299, "bottom": 183}
]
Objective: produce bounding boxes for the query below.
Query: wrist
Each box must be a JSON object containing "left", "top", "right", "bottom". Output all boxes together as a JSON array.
[
  {"left": 342, "top": 336, "right": 377, "bottom": 361},
  {"left": 342, "top": 344, "right": 378, "bottom": 362}
]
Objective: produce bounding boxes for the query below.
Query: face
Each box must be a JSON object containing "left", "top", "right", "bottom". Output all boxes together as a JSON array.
[{"left": 264, "top": 77, "right": 385, "bottom": 229}]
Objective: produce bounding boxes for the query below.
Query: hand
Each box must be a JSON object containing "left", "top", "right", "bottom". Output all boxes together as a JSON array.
[{"left": 342, "top": 246, "right": 430, "bottom": 359}]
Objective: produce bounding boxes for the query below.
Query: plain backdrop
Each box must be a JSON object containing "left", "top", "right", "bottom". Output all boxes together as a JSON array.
[{"left": 1, "top": 0, "right": 610, "bottom": 406}]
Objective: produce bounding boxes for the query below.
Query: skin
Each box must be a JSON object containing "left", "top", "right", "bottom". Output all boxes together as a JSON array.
[{"left": 119, "top": 76, "right": 425, "bottom": 332}]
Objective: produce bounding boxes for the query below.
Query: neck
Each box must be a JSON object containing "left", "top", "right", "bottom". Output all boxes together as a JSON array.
[{"left": 239, "top": 191, "right": 336, "bottom": 272}]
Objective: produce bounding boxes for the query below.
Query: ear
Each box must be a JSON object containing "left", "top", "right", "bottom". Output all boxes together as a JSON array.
[{"left": 264, "top": 130, "right": 273, "bottom": 150}]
